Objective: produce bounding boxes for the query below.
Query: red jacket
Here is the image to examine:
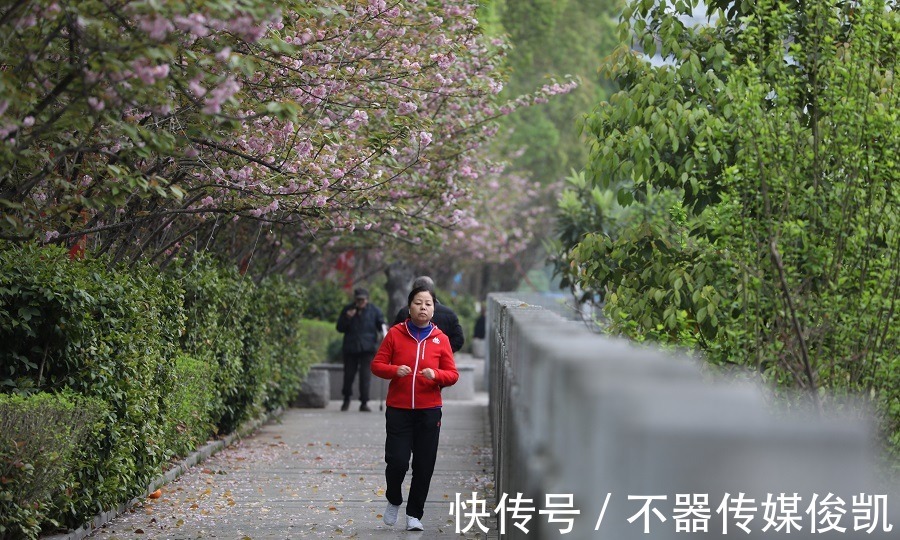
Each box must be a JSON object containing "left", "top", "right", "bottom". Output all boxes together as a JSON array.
[{"left": 371, "top": 322, "right": 459, "bottom": 409}]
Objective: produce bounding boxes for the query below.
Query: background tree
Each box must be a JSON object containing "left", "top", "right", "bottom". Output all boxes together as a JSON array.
[
  {"left": 402, "top": 0, "right": 624, "bottom": 299},
  {"left": 0, "top": 0, "right": 571, "bottom": 282},
  {"left": 553, "top": 0, "right": 899, "bottom": 448}
]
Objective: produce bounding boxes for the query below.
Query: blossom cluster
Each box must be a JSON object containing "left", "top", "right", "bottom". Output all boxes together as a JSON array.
[{"left": 0, "top": 0, "right": 574, "bottom": 274}]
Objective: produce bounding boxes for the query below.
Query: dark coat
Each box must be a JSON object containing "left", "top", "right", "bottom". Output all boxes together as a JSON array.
[
  {"left": 393, "top": 301, "right": 465, "bottom": 353},
  {"left": 336, "top": 302, "right": 385, "bottom": 354},
  {"left": 473, "top": 314, "right": 486, "bottom": 340}
]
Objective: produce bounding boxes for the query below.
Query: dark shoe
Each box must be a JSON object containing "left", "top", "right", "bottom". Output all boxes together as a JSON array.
[
  {"left": 341, "top": 399, "right": 350, "bottom": 412},
  {"left": 360, "top": 403, "right": 372, "bottom": 412}
]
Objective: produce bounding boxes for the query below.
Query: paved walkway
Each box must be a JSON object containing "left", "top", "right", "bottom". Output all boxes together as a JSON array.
[{"left": 86, "top": 394, "right": 496, "bottom": 540}]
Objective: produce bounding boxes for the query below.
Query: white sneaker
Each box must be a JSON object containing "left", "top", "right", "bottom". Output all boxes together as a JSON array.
[
  {"left": 406, "top": 516, "right": 424, "bottom": 531},
  {"left": 383, "top": 502, "right": 400, "bottom": 526}
]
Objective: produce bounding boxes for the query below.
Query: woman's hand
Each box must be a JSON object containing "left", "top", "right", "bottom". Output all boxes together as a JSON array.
[
  {"left": 419, "top": 368, "right": 435, "bottom": 380},
  {"left": 396, "top": 365, "right": 412, "bottom": 377}
]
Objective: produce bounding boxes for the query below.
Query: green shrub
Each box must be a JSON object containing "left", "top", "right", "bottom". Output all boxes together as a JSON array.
[
  {"left": 0, "top": 392, "right": 106, "bottom": 540},
  {"left": 326, "top": 338, "right": 344, "bottom": 363},
  {"left": 0, "top": 243, "right": 321, "bottom": 536},
  {"left": 436, "top": 289, "right": 477, "bottom": 354},
  {"left": 0, "top": 242, "right": 183, "bottom": 525},
  {"left": 300, "top": 278, "right": 346, "bottom": 321},
  {"left": 169, "top": 254, "right": 250, "bottom": 434},
  {"left": 297, "top": 319, "right": 342, "bottom": 363},
  {"left": 161, "top": 354, "right": 217, "bottom": 459},
  {"left": 246, "top": 278, "right": 316, "bottom": 412}
]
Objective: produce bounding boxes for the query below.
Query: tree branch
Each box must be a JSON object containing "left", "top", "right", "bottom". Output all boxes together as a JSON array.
[{"left": 770, "top": 239, "right": 821, "bottom": 413}]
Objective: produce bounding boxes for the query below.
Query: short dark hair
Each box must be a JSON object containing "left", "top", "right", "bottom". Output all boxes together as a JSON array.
[{"left": 407, "top": 286, "right": 435, "bottom": 306}]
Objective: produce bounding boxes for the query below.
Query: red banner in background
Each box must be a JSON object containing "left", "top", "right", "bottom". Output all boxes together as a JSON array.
[{"left": 333, "top": 250, "right": 355, "bottom": 292}]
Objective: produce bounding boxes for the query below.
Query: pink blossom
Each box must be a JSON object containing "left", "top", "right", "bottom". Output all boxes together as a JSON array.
[
  {"left": 227, "top": 14, "right": 267, "bottom": 42},
  {"left": 430, "top": 52, "right": 455, "bottom": 70},
  {"left": 139, "top": 15, "right": 174, "bottom": 40},
  {"left": 296, "top": 141, "right": 313, "bottom": 157},
  {"left": 368, "top": 0, "right": 388, "bottom": 15},
  {"left": 397, "top": 101, "right": 418, "bottom": 115},
  {"left": 189, "top": 79, "right": 207, "bottom": 97},
  {"left": 130, "top": 58, "right": 170, "bottom": 85},
  {"left": 15, "top": 14, "right": 36, "bottom": 30},
  {"left": 173, "top": 14, "right": 209, "bottom": 37},
  {"left": 346, "top": 110, "right": 369, "bottom": 130},
  {"left": 202, "top": 77, "right": 241, "bottom": 115},
  {"left": 87, "top": 97, "right": 105, "bottom": 111}
]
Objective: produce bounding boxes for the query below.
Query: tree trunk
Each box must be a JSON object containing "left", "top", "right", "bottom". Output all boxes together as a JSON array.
[{"left": 384, "top": 261, "right": 416, "bottom": 323}]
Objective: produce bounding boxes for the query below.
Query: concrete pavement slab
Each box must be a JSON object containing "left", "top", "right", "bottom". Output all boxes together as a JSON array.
[{"left": 86, "top": 395, "right": 496, "bottom": 540}]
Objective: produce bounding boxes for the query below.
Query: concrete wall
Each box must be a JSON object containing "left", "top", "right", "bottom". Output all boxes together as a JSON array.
[{"left": 486, "top": 294, "right": 898, "bottom": 539}]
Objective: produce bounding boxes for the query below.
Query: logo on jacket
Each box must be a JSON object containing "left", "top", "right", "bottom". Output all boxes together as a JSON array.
[{"left": 432, "top": 337, "right": 441, "bottom": 344}]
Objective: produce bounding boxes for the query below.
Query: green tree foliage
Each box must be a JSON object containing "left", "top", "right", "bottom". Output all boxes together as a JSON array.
[
  {"left": 489, "top": 0, "right": 622, "bottom": 184},
  {"left": 554, "top": 0, "right": 899, "bottom": 446}
]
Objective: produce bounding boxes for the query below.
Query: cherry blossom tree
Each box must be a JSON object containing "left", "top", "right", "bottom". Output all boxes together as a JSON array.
[{"left": 0, "top": 0, "right": 574, "bottom": 278}]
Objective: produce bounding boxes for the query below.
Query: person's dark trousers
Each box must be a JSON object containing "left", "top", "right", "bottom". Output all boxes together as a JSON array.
[
  {"left": 384, "top": 407, "right": 442, "bottom": 520},
  {"left": 342, "top": 351, "right": 374, "bottom": 404}
]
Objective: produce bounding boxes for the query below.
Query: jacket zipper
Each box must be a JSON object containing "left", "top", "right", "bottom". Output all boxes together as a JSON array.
[{"left": 404, "top": 325, "right": 434, "bottom": 409}]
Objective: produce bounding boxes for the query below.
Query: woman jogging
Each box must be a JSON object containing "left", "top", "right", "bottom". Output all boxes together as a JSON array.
[{"left": 370, "top": 285, "right": 459, "bottom": 532}]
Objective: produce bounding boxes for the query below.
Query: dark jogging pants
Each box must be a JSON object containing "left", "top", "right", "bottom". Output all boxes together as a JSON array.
[{"left": 384, "top": 406, "right": 442, "bottom": 520}]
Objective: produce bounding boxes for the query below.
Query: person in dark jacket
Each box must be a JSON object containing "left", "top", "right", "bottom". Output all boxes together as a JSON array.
[
  {"left": 336, "top": 287, "right": 386, "bottom": 412},
  {"left": 372, "top": 286, "right": 459, "bottom": 532},
  {"left": 392, "top": 276, "right": 464, "bottom": 352}
]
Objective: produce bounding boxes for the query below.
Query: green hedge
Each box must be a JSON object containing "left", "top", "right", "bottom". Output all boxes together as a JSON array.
[
  {"left": 0, "top": 243, "right": 183, "bottom": 524},
  {"left": 170, "top": 255, "right": 251, "bottom": 434},
  {"left": 243, "top": 276, "right": 314, "bottom": 414},
  {"left": 0, "top": 392, "right": 106, "bottom": 540},
  {"left": 297, "top": 319, "right": 343, "bottom": 364},
  {"left": 161, "top": 354, "right": 217, "bottom": 459},
  {"left": 0, "top": 243, "right": 315, "bottom": 537}
]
